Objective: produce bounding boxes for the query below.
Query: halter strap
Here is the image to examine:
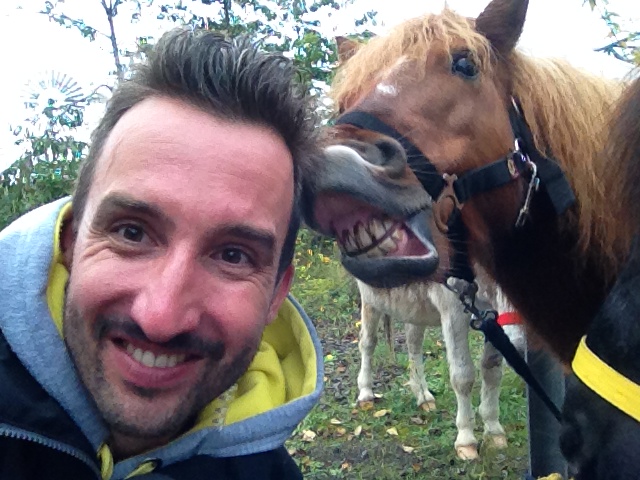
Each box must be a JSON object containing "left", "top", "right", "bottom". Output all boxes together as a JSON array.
[
  {"left": 335, "top": 101, "right": 576, "bottom": 217},
  {"left": 572, "top": 336, "right": 640, "bottom": 423}
]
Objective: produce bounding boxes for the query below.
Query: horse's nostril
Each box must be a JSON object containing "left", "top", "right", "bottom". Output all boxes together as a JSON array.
[
  {"left": 375, "top": 139, "right": 402, "bottom": 162},
  {"left": 374, "top": 138, "right": 406, "bottom": 178}
]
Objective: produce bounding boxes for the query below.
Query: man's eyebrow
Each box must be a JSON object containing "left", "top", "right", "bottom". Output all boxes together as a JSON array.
[
  {"left": 213, "top": 225, "right": 277, "bottom": 257},
  {"left": 92, "top": 193, "right": 175, "bottom": 230}
]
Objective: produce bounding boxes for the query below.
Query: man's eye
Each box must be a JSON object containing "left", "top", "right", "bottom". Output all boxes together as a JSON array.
[
  {"left": 220, "top": 248, "right": 250, "bottom": 265},
  {"left": 115, "top": 224, "right": 145, "bottom": 243}
]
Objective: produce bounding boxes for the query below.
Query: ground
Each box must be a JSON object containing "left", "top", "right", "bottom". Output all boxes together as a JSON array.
[{"left": 286, "top": 309, "right": 530, "bottom": 479}]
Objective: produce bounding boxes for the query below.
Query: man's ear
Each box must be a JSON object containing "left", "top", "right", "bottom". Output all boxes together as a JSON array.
[
  {"left": 267, "top": 264, "right": 295, "bottom": 324},
  {"left": 61, "top": 212, "right": 76, "bottom": 270}
]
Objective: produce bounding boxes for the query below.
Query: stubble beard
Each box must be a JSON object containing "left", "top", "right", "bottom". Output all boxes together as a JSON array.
[{"left": 63, "top": 297, "right": 259, "bottom": 446}]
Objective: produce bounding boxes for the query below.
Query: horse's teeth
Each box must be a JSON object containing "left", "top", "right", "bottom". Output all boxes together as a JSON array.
[
  {"left": 343, "top": 231, "right": 357, "bottom": 252},
  {"left": 357, "top": 224, "right": 372, "bottom": 248},
  {"left": 379, "top": 236, "right": 396, "bottom": 253},
  {"left": 367, "top": 218, "right": 388, "bottom": 240},
  {"left": 391, "top": 228, "right": 405, "bottom": 243}
]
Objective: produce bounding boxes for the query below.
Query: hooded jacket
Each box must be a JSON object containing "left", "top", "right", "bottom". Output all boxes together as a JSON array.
[{"left": 0, "top": 198, "right": 323, "bottom": 480}]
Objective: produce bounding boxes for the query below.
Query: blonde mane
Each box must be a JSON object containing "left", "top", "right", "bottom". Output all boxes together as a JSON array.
[{"left": 331, "top": 7, "right": 624, "bottom": 276}]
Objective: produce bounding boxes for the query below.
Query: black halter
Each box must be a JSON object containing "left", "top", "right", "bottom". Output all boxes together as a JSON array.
[{"left": 334, "top": 98, "right": 576, "bottom": 282}]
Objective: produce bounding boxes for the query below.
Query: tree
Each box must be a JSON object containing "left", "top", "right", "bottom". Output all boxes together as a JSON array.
[
  {"left": 584, "top": 0, "right": 639, "bottom": 65},
  {"left": 38, "top": 0, "right": 377, "bottom": 99},
  {"left": 1, "top": 71, "right": 95, "bottom": 228}
]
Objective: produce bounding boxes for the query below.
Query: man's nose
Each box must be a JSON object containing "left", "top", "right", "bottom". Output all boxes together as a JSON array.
[{"left": 130, "top": 248, "right": 202, "bottom": 343}]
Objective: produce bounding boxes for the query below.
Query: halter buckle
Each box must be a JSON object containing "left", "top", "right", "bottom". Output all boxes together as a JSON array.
[
  {"left": 434, "top": 173, "right": 463, "bottom": 234},
  {"left": 515, "top": 158, "right": 540, "bottom": 228}
]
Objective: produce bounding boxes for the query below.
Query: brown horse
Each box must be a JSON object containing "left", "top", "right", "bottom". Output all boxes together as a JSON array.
[{"left": 301, "top": 0, "right": 625, "bottom": 367}]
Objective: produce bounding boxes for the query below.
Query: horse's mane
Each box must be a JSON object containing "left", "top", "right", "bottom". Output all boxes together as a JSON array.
[
  {"left": 596, "top": 72, "right": 640, "bottom": 269},
  {"left": 331, "top": 7, "right": 623, "bottom": 278},
  {"left": 510, "top": 56, "right": 622, "bottom": 274}
]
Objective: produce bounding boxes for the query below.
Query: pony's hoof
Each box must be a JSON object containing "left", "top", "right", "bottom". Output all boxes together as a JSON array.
[
  {"left": 419, "top": 400, "right": 437, "bottom": 412},
  {"left": 486, "top": 434, "right": 508, "bottom": 449},
  {"left": 357, "top": 400, "right": 375, "bottom": 410},
  {"left": 456, "top": 445, "right": 479, "bottom": 460}
]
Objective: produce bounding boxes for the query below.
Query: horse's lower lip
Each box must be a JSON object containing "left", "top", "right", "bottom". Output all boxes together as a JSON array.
[{"left": 341, "top": 251, "right": 440, "bottom": 288}]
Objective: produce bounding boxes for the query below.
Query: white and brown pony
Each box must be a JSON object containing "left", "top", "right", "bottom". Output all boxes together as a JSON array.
[{"left": 356, "top": 276, "right": 524, "bottom": 459}]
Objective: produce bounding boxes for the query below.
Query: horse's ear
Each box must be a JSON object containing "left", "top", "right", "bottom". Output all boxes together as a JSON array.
[
  {"left": 336, "top": 36, "right": 361, "bottom": 63},
  {"left": 475, "top": 0, "right": 528, "bottom": 55}
]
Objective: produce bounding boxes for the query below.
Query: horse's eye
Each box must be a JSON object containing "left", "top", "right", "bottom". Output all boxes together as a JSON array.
[{"left": 452, "top": 54, "right": 479, "bottom": 79}]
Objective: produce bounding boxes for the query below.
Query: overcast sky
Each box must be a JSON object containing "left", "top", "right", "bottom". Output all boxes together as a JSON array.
[{"left": 0, "top": 0, "right": 637, "bottom": 171}]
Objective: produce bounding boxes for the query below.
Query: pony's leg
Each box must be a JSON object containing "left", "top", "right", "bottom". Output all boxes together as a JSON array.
[
  {"left": 478, "top": 284, "right": 525, "bottom": 449},
  {"left": 404, "top": 322, "right": 436, "bottom": 411},
  {"left": 439, "top": 291, "right": 478, "bottom": 460},
  {"left": 357, "top": 301, "right": 381, "bottom": 406},
  {"left": 479, "top": 340, "right": 508, "bottom": 449}
]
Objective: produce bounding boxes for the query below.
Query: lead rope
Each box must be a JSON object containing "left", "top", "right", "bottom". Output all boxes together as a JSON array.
[{"left": 445, "top": 280, "right": 563, "bottom": 423}]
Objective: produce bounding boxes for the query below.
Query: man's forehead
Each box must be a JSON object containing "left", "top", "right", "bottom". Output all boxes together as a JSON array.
[{"left": 94, "top": 96, "right": 293, "bottom": 180}]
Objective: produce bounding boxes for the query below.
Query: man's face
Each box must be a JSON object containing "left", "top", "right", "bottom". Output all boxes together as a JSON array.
[{"left": 63, "top": 97, "right": 295, "bottom": 454}]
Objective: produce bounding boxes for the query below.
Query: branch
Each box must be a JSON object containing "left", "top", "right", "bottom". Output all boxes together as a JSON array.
[
  {"left": 101, "top": 0, "right": 125, "bottom": 81},
  {"left": 39, "top": 8, "right": 111, "bottom": 41}
]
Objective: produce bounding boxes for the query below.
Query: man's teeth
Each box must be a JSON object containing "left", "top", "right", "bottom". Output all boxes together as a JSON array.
[
  {"left": 126, "top": 343, "right": 186, "bottom": 368},
  {"left": 342, "top": 218, "right": 404, "bottom": 257}
]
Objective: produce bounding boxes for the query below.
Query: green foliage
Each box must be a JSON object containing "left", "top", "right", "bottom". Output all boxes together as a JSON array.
[
  {"left": 291, "top": 228, "right": 360, "bottom": 325},
  {"left": 39, "top": 0, "right": 377, "bottom": 98},
  {"left": 585, "top": 0, "right": 639, "bottom": 65},
  {"left": 1, "top": 94, "right": 87, "bottom": 229}
]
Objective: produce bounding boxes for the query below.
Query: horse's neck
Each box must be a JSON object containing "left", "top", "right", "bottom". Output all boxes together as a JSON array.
[
  {"left": 477, "top": 197, "right": 609, "bottom": 365},
  {"left": 586, "top": 236, "right": 640, "bottom": 383}
]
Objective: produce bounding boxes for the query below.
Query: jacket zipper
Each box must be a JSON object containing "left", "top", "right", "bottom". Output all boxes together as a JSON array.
[{"left": 0, "top": 424, "right": 101, "bottom": 478}]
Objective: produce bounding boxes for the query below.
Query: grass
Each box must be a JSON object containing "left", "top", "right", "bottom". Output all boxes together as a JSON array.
[{"left": 288, "top": 249, "right": 530, "bottom": 479}]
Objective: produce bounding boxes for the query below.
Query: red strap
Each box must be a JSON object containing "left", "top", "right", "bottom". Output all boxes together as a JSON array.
[{"left": 497, "top": 312, "right": 523, "bottom": 327}]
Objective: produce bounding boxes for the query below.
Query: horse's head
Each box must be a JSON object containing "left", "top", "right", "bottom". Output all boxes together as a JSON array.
[{"left": 303, "top": 0, "right": 532, "bottom": 288}]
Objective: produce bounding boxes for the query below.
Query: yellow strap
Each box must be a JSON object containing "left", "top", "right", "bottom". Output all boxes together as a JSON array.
[{"left": 572, "top": 336, "right": 640, "bottom": 423}]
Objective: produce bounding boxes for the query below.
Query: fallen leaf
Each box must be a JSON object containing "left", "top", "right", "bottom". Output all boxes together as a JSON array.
[
  {"left": 402, "top": 445, "right": 415, "bottom": 453},
  {"left": 410, "top": 417, "right": 424, "bottom": 425},
  {"left": 287, "top": 447, "right": 297, "bottom": 456},
  {"left": 386, "top": 427, "right": 399, "bottom": 436},
  {"left": 330, "top": 418, "right": 343, "bottom": 425},
  {"left": 301, "top": 430, "right": 316, "bottom": 442},
  {"left": 373, "top": 409, "right": 389, "bottom": 418},
  {"left": 412, "top": 463, "right": 422, "bottom": 472},
  {"left": 354, "top": 425, "right": 363, "bottom": 436},
  {"left": 335, "top": 427, "right": 347, "bottom": 436},
  {"left": 341, "top": 462, "right": 351, "bottom": 470},
  {"left": 359, "top": 401, "right": 374, "bottom": 411}
]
